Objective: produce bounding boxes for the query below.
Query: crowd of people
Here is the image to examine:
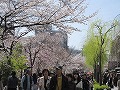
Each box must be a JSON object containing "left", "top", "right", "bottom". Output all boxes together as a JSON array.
[
  {"left": 1, "top": 66, "right": 120, "bottom": 90},
  {"left": 0, "top": 66, "right": 94, "bottom": 90},
  {"left": 102, "top": 70, "right": 119, "bottom": 89}
]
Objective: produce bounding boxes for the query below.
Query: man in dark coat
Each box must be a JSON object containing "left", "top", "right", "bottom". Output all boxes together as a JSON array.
[
  {"left": 7, "top": 71, "right": 19, "bottom": 90},
  {"left": 66, "top": 74, "right": 76, "bottom": 90},
  {"left": 82, "top": 74, "right": 89, "bottom": 90},
  {"left": 49, "top": 66, "right": 68, "bottom": 90}
]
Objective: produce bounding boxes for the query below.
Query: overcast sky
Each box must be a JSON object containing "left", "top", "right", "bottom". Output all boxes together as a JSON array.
[{"left": 68, "top": 0, "right": 120, "bottom": 50}]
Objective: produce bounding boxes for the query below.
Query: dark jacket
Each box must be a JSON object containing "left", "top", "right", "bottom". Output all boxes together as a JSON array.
[
  {"left": 21, "top": 75, "right": 32, "bottom": 90},
  {"left": 49, "top": 74, "right": 68, "bottom": 90},
  {"left": 7, "top": 76, "right": 18, "bottom": 89},
  {"left": 82, "top": 79, "right": 89, "bottom": 90},
  {"left": 68, "top": 81, "right": 76, "bottom": 90}
]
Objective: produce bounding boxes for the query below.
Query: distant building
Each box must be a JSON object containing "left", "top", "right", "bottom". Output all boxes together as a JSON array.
[
  {"left": 108, "top": 61, "right": 118, "bottom": 70},
  {"left": 20, "top": 25, "right": 68, "bottom": 49},
  {"left": 35, "top": 24, "right": 52, "bottom": 35},
  {"left": 109, "top": 36, "right": 120, "bottom": 70}
]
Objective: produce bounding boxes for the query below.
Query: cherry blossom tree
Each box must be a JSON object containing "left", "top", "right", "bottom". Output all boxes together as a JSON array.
[
  {"left": 22, "top": 31, "right": 73, "bottom": 73},
  {"left": 23, "top": 37, "right": 41, "bottom": 73},
  {"left": 0, "top": 0, "right": 96, "bottom": 54},
  {"left": 0, "top": 0, "right": 96, "bottom": 76}
]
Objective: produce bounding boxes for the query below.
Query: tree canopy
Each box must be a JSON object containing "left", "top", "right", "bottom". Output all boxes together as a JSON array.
[
  {"left": 0, "top": 0, "right": 96, "bottom": 57},
  {"left": 83, "top": 20, "right": 117, "bottom": 69}
]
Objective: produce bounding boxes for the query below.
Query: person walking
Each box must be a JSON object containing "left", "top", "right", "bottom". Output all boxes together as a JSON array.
[
  {"left": 32, "top": 73, "right": 38, "bottom": 90},
  {"left": 73, "top": 71, "right": 83, "bottom": 90},
  {"left": 21, "top": 69, "right": 33, "bottom": 90},
  {"left": 7, "top": 71, "right": 19, "bottom": 90},
  {"left": 118, "top": 78, "right": 120, "bottom": 90},
  {"left": 103, "top": 72, "right": 109, "bottom": 85},
  {"left": 66, "top": 74, "right": 76, "bottom": 90},
  {"left": 113, "top": 72, "right": 118, "bottom": 87},
  {"left": 87, "top": 74, "right": 93, "bottom": 90},
  {"left": 49, "top": 65, "right": 68, "bottom": 90},
  {"left": 37, "top": 69, "right": 51, "bottom": 90},
  {"left": 108, "top": 73, "right": 114, "bottom": 89},
  {"left": 0, "top": 74, "right": 3, "bottom": 90},
  {"left": 82, "top": 74, "right": 89, "bottom": 90}
]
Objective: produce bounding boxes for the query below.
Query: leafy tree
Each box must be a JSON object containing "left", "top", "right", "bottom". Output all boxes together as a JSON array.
[
  {"left": 10, "top": 43, "right": 27, "bottom": 71},
  {"left": 83, "top": 20, "right": 117, "bottom": 85},
  {"left": 10, "top": 43, "right": 28, "bottom": 78},
  {"left": 0, "top": 57, "right": 12, "bottom": 86},
  {"left": 0, "top": 43, "right": 27, "bottom": 84}
]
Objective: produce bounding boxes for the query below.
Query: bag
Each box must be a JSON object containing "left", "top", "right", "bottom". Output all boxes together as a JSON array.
[
  {"left": 3, "top": 86, "right": 7, "bottom": 90},
  {"left": 76, "top": 81, "right": 83, "bottom": 89}
]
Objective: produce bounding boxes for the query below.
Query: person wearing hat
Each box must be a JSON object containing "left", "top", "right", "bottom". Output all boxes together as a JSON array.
[{"left": 49, "top": 66, "right": 68, "bottom": 90}]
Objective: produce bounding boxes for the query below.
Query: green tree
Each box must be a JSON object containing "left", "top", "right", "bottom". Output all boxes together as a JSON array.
[
  {"left": 10, "top": 43, "right": 27, "bottom": 69},
  {"left": 10, "top": 43, "right": 27, "bottom": 77},
  {"left": 0, "top": 58, "right": 12, "bottom": 86},
  {"left": 83, "top": 20, "right": 117, "bottom": 85},
  {"left": 0, "top": 43, "right": 27, "bottom": 85}
]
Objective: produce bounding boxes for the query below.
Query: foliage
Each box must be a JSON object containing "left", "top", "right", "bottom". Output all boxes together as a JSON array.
[
  {"left": 0, "top": 58, "right": 12, "bottom": 86},
  {"left": 94, "top": 83, "right": 109, "bottom": 90},
  {"left": 83, "top": 20, "right": 117, "bottom": 85},
  {"left": 83, "top": 34, "right": 100, "bottom": 68},
  {"left": 83, "top": 20, "right": 116, "bottom": 68},
  {"left": 93, "top": 79, "right": 109, "bottom": 90},
  {"left": 10, "top": 43, "right": 28, "bottom": 71},
  {"left": 0, "top": 43, "right": 27, "bottom": 85}
]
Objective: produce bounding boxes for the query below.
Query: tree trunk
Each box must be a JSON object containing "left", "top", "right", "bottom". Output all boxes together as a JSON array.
[{"left": 99, "top": 44, "right": 102, "bottom": 85}]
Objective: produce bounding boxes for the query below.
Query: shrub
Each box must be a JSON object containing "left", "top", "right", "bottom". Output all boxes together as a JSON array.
[{"left": 94, "top": 83, "right": 109, "bottom": 90}]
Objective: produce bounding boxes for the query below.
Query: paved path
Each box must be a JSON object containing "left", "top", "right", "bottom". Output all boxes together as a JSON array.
[{"left": 111, "top": 87, "right": 118, "bottom": 90}]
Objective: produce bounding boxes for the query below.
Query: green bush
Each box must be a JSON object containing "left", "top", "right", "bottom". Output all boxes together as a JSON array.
[
  {"left": 94, "top": 79, "right": 98, "bottom": 84},
  {"left": 94, "top": 83, "right": 109, "bottom": 90}
]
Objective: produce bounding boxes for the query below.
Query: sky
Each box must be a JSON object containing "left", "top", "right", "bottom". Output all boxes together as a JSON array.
[{"left": 68, "top": 0, "right": 120, "bottom": 50}]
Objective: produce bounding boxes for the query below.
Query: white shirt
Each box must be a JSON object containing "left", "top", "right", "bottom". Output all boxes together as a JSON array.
[{"left": 37, "top": 76, "right": 51, "bottom": 90}]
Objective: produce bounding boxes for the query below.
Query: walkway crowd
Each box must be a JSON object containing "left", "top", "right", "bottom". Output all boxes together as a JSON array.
[{"left": 0, "top": 66, "right": 120, "bottom": 90}]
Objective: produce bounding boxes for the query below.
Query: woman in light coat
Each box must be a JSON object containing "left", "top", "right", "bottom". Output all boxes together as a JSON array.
[{"left": 37, "top": 69, "right": 51, "bottom": 90}]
